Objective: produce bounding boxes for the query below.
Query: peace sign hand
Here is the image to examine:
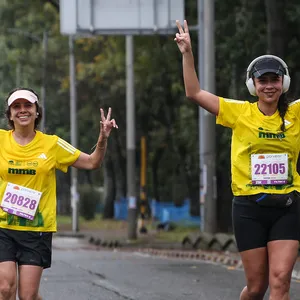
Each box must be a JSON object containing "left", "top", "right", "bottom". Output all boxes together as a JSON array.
[
  {"left": 100, "top": 107, "right": 118, "bottom": 138},
  {"left": 174, "top": 20, "right": 191, "bottom": 54}
]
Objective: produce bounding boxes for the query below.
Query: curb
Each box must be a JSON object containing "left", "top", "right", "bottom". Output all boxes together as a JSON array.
[
  {"left": 54, "top": 232, "right": 86, "bottom": 238},
  {"left": 133, "top": 248, "right": 243, "bottom": 267}
]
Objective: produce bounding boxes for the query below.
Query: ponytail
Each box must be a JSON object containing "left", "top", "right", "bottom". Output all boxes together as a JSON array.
[{"left": 277, "top": 93, "right": 289, "bottom": 132}]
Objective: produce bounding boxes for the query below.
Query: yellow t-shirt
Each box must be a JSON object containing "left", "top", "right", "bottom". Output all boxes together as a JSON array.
[
  {"left": 216, "top": 97, "right": 300, "bottom": 196},
  {"left": 0, "top": 130, "right": 81, "bottom": 231}
]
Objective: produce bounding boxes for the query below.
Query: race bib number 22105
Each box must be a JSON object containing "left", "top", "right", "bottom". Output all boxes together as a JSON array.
[{"left": 251, "top": 153, "right": 288, "bottom": 185}]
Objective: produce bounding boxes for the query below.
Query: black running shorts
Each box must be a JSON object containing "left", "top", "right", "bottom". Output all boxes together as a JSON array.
[
  {"left": 232, "top": 196, "right": 300, "bottom": 252},
  {"left": 0, "top": 228, "right": 52, "bottom": 268}
]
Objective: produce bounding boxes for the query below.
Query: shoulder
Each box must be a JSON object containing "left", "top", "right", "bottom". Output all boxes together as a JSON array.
[
  {"left": 0, "top": 129, "right": 9, "bottom": 136},
  {"left": 288, "top": 99, "right": 300, "bottom": 108},
  {"left": 36, "top": 131, "right": 58, "bottom": 144},
  {"left": 217, "top": 98, "right": 252, "bottom": 128},
  {"left": 36, "top": 132, "right": 64, "bottom": 151},
  {"left": 0, "top": 129, "right": 11, "bottom": 141},
  {"left": 219, "top": 97, "right": 252, "bottom": 112},
  {"left": 38, "top": 132, "right": 72, "bottom": 147},
  {"left": 220, "top": 97, "right": 251, "bottom": 106},
  {"left": 287, "top": 99, "right": 300, "bottom": 117},
  {"left": 38, "top": 132, "right": 78, "bottom": 154},
  {"left": 55, "top": 136, "right": 78, "bottom": 154}
]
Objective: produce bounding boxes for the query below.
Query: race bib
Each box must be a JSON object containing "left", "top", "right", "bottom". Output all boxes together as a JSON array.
[
  {"left": 251, "top": 153, "right": 288, "bottom": 185},
  {"left": 0, "top": 182, "right": 42, "bottom": 220}
]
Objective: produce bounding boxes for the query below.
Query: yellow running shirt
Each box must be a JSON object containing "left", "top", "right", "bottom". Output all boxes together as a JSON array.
[
  {"left": 216, "top": 97, "right": 300, "bottom": 196},
  {"left": 0, "top": 130, "right": 81, "bottom": 232}
]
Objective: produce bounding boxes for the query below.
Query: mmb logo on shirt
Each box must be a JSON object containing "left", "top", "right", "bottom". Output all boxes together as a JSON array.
[
  {"left": 8, "top": 168, "right": 36, "bottom": 175},
  {"left": 258, "top": 127, "right": 285, "bottom": 140}
]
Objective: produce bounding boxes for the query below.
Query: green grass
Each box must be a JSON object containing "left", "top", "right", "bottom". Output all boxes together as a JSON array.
[
  {"left": 152, "top": 224, "right": 200, "bottom": 243},
  {"left": 57, "top": 214, "right": 200, "bottom": 243},
  {"left": 57, "top": 213, "right": 127, "bottom": 231},
  {"left": 56, "top": 214, "right": 72, "bottom": 225}
]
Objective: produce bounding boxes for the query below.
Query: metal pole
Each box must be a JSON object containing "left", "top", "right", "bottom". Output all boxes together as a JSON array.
[
  {"left": 41, "top": 31, "right": 48, "bottom": 132},
  {"left": 126, "top": 35, "right": 137, "bottom": 240},
  {"left": 198, "top": 0, "right": 205, "bottom": 232},
  {"left": 69, "top": 35, "right": 79, "bottom": 233},
  {"left": 203, "top": 0, "right": 217, "bottom": 233},
  {"left": 138, "top": 136, "right": 147, "bottom": 234}
]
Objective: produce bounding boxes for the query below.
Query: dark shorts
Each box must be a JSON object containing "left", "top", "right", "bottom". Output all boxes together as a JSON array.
[
  {"left": 0, "top": 228, "right": 52, "bottom": 269},
  {"left": 232, "top": 196, "right": 300, "bottom": 252}
]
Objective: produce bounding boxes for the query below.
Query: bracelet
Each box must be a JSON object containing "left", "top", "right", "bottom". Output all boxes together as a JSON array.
[
  {"left": 96, "top": 144, "right": 106, "bottom": 150},
  {"left": 91, "top": 139, "right": 107, "bottom": 151}
]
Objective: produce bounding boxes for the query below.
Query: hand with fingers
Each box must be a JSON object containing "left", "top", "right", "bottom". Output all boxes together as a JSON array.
[
  {"left": 174, "top": 20, "right": 192, "bottom": 54},
  {"left": 100, "top": 107, "right": 118, "bottom": 138}
]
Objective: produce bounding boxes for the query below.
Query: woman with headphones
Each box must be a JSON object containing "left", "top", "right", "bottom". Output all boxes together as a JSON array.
[{"left": 175, "top": 20, "right": 300, "bottom": 299}]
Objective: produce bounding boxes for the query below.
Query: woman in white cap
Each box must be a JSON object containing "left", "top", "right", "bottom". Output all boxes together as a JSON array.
[
  {"left": 175, "top": 20, "right": 300, "bottom": 299},
  {"left": 0, "top": 87, "right": 118, "bottom": 300}
]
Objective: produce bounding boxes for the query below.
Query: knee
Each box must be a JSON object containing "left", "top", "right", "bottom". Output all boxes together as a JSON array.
[
  {"left": 247, "top": 287, "right": 266, "bottom": 299},
  {"left": 18, "top": 291, "right": 40, "bottom": 300},
  {"left": 0, "top": 279, "right": 16, "bottom": 299},
  {"left": 19, "top": 294, "right": 42, "bottom": 300},
  {"left": 37, "top": 294, "right": 43, "bottom": 300},
  {"left": 270, "top": 270, "right": 291, "bottom": 292},
  {"left": 242, "top": 284, "right": 267, "bottom": 300}
]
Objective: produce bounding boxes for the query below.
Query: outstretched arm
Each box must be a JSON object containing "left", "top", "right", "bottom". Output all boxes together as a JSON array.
[
  {"left": 175, "top": 20, "right": 219, "bottom": 115},
  {"left": 72, "top": 107, "right": 118, "bottom": 170}
]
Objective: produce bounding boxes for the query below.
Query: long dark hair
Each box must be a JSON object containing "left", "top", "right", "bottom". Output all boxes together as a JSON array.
[
  {"left": 277, "top": 93, "right": 289, "bottom": 132},
  {"left": 5, "top": 87, "right": 43, "bottom": 130}
]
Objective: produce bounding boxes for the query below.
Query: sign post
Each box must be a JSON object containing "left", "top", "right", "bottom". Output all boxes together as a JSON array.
[{"left": 60, "top": 0, "right": 185, "bottom": 239}]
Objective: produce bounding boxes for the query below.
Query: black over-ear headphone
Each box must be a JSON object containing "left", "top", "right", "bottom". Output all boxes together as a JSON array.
[{"left": 245, "top": 55, "right": 291, "bottom": 96}]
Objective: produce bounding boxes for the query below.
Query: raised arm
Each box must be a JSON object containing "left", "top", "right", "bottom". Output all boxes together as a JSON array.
[
  {"left": 72, "top": 107, "right": 118, "bottom": 170},
  {"left": 175, "top": 20, "right": 219, "bottom": 116}
]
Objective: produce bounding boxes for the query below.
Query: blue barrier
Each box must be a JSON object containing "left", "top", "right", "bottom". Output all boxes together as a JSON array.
[
  {"left": 114, "top": 197, "right": 128, "bottom": 220},
  {"left": 114, "top": 198, "right": 200, "bottom": 225}
]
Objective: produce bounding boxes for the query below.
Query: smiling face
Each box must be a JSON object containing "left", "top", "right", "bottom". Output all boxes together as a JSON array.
[
  {"left": 9, "top": 98, "right": 37, "bottom": 129},
  {"left": 253, "top": 73, "right": 283, "bottom": 105}
]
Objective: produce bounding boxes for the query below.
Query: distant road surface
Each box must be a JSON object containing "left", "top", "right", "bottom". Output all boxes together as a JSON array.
[{"left": 39, "top": 237, "right": 300, "bottom": 300}]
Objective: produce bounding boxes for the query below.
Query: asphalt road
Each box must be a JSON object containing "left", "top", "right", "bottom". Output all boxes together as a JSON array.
[{"left": 38, "top": 237, "right": 300, "bottom": 300}]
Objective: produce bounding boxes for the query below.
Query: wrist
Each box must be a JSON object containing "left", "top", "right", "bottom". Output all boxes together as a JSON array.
[
  {"left": 182, "top": 49, "right": 193, "bottom": 56},
  {"left": 96, "top": 138, "right": 107, "bottom": 149}
]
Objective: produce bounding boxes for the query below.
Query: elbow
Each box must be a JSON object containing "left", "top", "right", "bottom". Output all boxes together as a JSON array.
[
  {"left": 186, "top": 92, "right": 193, "bottom": 100},
  {"left": 186, "top": 93, "right": 197, "bottom": 102},
  {"left": 87, "top": 158, "right": 102, "bottom": 170},
  {"left": 87, "top": 155, "right": 103, "bottom": 170},
  {"left": 185, "top": 89, "right": 199, "bottom": 101},
  {"left": 90, "top": 162, "right": 102, "bottom": 170}
]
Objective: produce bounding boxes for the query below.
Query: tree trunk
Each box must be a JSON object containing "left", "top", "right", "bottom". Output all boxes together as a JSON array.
[
  {"left": 102, "top": 155, "right": 116, "bottom": 218},
  {"left": 264, "top": 0, "right": 286, "bottom": 56},
  {"left": 151, "top": 146, "right": 165, "bottom": 202},
  {"left": 111, "top": 135, "right": 126, "bottom": 202}
]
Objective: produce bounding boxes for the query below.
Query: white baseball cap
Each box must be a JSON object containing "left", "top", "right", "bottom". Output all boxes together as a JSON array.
[{"left": 7, "top": 90, "right": 39, "bottom": 106}]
